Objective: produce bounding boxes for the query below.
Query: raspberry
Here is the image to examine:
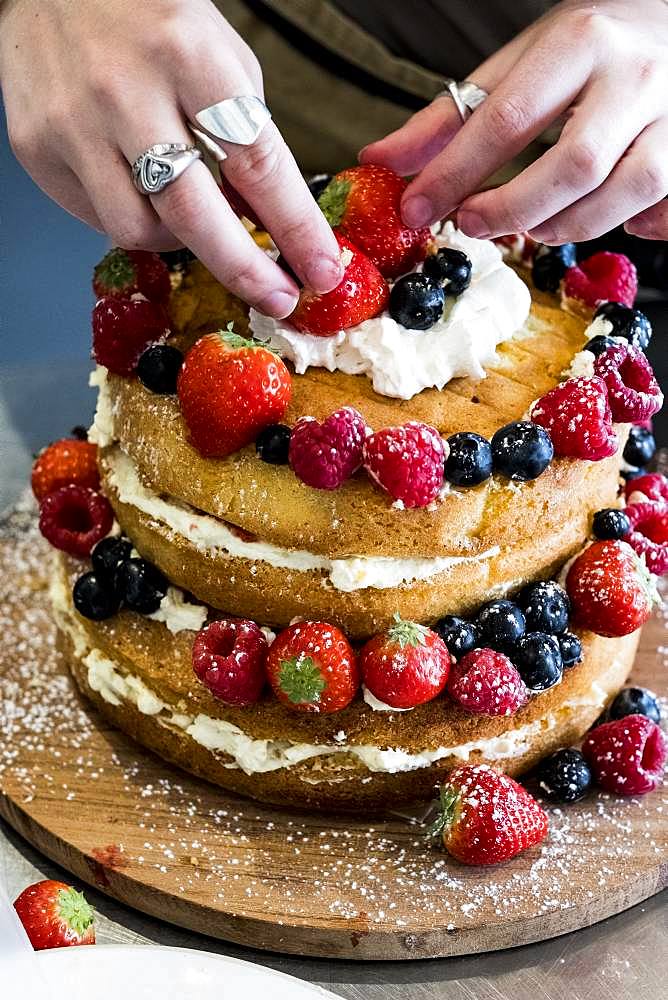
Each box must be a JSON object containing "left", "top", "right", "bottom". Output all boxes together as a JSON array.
[
  {"left": 530, "top": 377, "right": 618, "bottom": 461},
  {"left": 289, "top": 406, "right": 367, "bottom": 490},
  {"left": 31, "top": 438, "right": 100, "bottom": 502},
  {"left": 363, "top": 421, "right": 445, "bottom": 508},
  {"left": 624, "top": 501, "right": 668, "bottom": 576},
  {"left": 92, "top": 295, "right": 170, "bottom": 376},
  {"left": 192, "top": 619, "right": 268, "bottom": 706},
  {"left": 582, "top": 714, "right": 666, "bottom": 796},
  {"left": 447, "top": 648, "right": 528, "bottom": 717},
  {"left": 562, "top": 252, "right": 637, "bottom": 309},
  {"left": 625, "top": 472, "right": 668, "bottom": 505},
  {"left": 38, "top": 485, "right": 113, "bottom": 558},
  {"left": 594, "top": 343, "right": 663, "bottom": 423}
]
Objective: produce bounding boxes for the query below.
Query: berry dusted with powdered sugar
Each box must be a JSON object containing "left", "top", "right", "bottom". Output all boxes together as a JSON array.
[
  {"left": 608, "top": 687, "right": 661, "bottom": 724},
  {"left": 446, "top": 647, "right": 527, "bottom": 717},
  {"left": 624, "top": 472, "right": 668, "bottom": 505},
  {"left": 476, "top": 599, "right": 526, "bottom": 650},
  {"left": 256, "top": 423, "right": 292, "bottom": 465},
  {"left": 531, "top": 243, "right": 576, "bottom": 293},
  {"left": 31, "top": 438, "right": 100, "bottom": 503},
  {"left": 289, "top": 406, "right": 367, "bottom": 490},
  {"left": 423, "top": 247, "right": 472, "bottom": 295},
  {"left": 582, "top": 714, "right": 667, "bottom": 796},
  {"left": 38, "top": 485, "right": 113, "bottom": 558},
  {"left": 563, "top": 251, "right": 638, "bottom": 309},
  {"left": 14, "top": 880, "right": 96, "bottom": 951},
  {"left": 388, "top": 273, "right": 445, "bottom": 330},
  {"left": 593, "top": 301, "right": 652, "bottom": 351},
  {"left": 72, "top": 571, "right": 121, "bottom": 621},
  {"left": 594, "top": 342, "right": 663, "bottom": 423},
  {"left": 192, "top": 619, "right": 268, "bottom": 705},
  {"left": 444, "top": 432, "right": 493, "bottom": 486},
  {"left": 91, "top": 536, "right": 132, "bottom": 583},
  {"left": 623, "top": 500, "right": 668, "bottom": 576},
  {"left": 92, "top": 295, "right": 170, "bottom": 376},
  {"left": 537, "top": 748, "right": 591, "bottom": 803},
  {"left": 566, "top": 539, "right": 658, "bottom": 637},
  {"left": 530, "top": 377, "right": 618, "bottom": 461},
  {"left": 623, "top": 426, "right": 656, "bottom": 468},
  {"left": 363, "top": 421, "right": 446, "bottom": 508},
  {"left": 585, "top": 334, "right": 617, "bottom": 358},
  {"left": 266, "top": 621, "right": 359, "bottom": 713},
  {"left": 114, "top": 557, "right": 167, "bottom": 614},
  {"left": 360, "top": 615, "right": 451, "bottom": 709},
  {"left": 592, "top": 508, "right": 631, "bottom": 541},
  {"left": 490, "top": 421, "right": 554, "bottom": 481},
  {"left": 513, "top": 632, "right": 563, "bottom": 692},
  {"left": 93, "top": 247, "right": 170, "bottom": 303},
  {"left": 518, "top": 580, "right": 570, "bottom": 635},
  {"left": 137, "top": 344, "right": 184, "bottom": 395},
  {"left": 433, "top": 616, "right": 482, "bottom": 659},
  {"left": 558, "top": 631, "right": 582, "bottom": 668}
]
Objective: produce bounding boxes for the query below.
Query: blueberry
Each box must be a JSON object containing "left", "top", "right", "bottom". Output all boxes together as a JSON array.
[
  {"left": 491, "top": 421, "right": 554, "bottom": 481},
  {"left": 276, "top": 254, "right": 302, "bottom": 287},
  {"left": 115, "top": 558, "right": 167, "bottom": 614},
  {"left": 70, "top": 425, "right": 89, "bottom": 441},
  {"left": 476, "top": 600, "right": 526, "bottom": 650},
  {"left": 558, "top": 631, "right": 582, "bottom": 669},
  {"left": 513, "top": 632, "right": 563, "bottom": 691},
  {"left": 73, "top": 571, "right": 121, "bottom": 621},
  {"left": 433, "top": 616, "right": 482, "bottom": 659},
  {"left": 531, "top": 243, "right": 576, "bottom": 293},
  {"left": 585, "top": 334, "right": 617, "bottom": 358},
  {"left": 308, "top": 173, "right": 332, "bottom": 200},
  {"left": 137, "top": 345, "right": 184, "bottom": 395},
  {"left": 621, "top": 467, "right": 646, "bottom": 482},
  {"left": 423, "top": 248, "right": 472, "bottom": 295},
  {"left": 159, "top": 247, "right": 196, "bottom": 271},
  {"left": 623, "top": 426, "right": 656, "bottom": 468},
  {"left": 389, "top": 273, "right": 445, "bottom": 330},
  {"left": 608, "top": 686, "right": 661, "bottom": 724},
  {"left": 91, "top": 536, "right": 132, "bottom": 583},
  {"left": 256, "top": 424, "right": 292, "bottom": 465},
  {"left": 518, "top": 580, "right": 570, "bottom": 635},
  {"left": 592, "top": 507, "right": 631, "bottom": 541},
  {"left": 537, "top": 748, "right": 591, "bottom": 803},
  {"left": 444, "top": 432, "right": 493, "bottom": 487},
  {"left": 593, "top": 301, "right": 652, "bottom": 351}
]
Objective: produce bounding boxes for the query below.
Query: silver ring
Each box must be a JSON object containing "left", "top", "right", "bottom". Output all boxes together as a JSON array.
[
  {"left": 131, "top": 143, "right": 202, "bottom": 195},
  {"left": 435, "top": 79, "right": 489, "bottom": 124},
  {"left": 189, "top": 96, "right": 272, "bottom": 163}
]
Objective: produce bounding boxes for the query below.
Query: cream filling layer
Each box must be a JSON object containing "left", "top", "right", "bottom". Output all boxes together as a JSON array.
[{"left": 104, "top": 447, "right": 501, "bottom": 593}]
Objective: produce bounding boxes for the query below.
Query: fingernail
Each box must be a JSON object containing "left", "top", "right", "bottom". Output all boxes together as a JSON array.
[
  {"left": 306, "top": 255, "right": 343, "bottom": 294},
  {"left": 457, "top": 210, "right": 491, "bottom": 239},
  {"left": 530, "top": 225, "right": 556, "bottom": 244},
  {"left": 358, "top": 145, "right": 370, "bottom": 163},
  {"left": 402, "top": 195, "right": 433, "bottom": 229},
  {"left": 258, "top": 290, "right": 299, "bottom": 319}
]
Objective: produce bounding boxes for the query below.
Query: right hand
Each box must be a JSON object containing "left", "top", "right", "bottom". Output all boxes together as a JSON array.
[{"left": 0, "top": 0, "right": 342, "bottom": 317}]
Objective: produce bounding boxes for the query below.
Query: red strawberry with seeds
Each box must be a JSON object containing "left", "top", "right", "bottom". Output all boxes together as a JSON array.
[
  {"left": 92, "top": 295, "right": 170, "bottom": 375},
  {"left": 14, "top": 880, "right": 95, "bottom": 950},
  {"left": 431, "top": 764, "right": 548, "bottom": 865},
  {"left": 363, "top": 421, "right": 445, "bottom": 508},
  {"left": 289, "top": 406, "right": 367, "bottom": 490},
  {"left": 623, "top": 500, "right": 668, "bottom": 576},
  {"left": 562, "top": 251, "right": 637, "bottom": 310},
  {"left": 93, "top": 248, "right": 171, "bottom": 303},
  {"left": 593, "top": 342, "right": 663, "bottom": 423},
  {"left": 531, "top": 376, "right": 618, "bottom": 461},
  {"left": 289, "top": 233, "right": 389, "bottom": 336},
  {"left": 582, "top": 714, "right": 666, "bottom": 796},
  {"left": 177, "top": 325, "right": 292, "bottom": 458},
  {"left": 266, "top": 620, "right": 359, "bottom": 713},
  {"left": 31, "top": 438, "right": 100, "bottom": 502},
  {"left": 566, "top": 539, "right": 658, "bottom": 637},
  {"left": 625, "top": 472, "right": 668, "bottom": 505},
  {"left": 447, "top": 648, "right": 527, "bottom": 717},
  {"left": 319, "top": 164, "right": 431, "bottom": 279},
  {"left": 360, "top": 615, "right": 451, "bottom": 709},
  {"left": 39, "top": 485, "right": 113, "bottom": 558},
  {"left": 192, "top": 618, "right": 268, "bottom": 705}
]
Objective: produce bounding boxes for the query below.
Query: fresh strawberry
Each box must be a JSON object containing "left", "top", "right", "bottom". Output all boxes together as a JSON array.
[
  {"left": 177, "top": 325, "right": 292, "bottom": 458},
  {"left": 192, "top": 618, "right": 268, "bottom": 705},
  {"left": 447, "top": 648, "right": 527, "bottom": 717},
  {"left": 92, "top": 295, "right": 170, "bottom": 375},
  {"left": 582, "top": 714, "right": 666, "bottom": 796},
  {"left": 289, "top": 406, "right": 367, "bottom": 490},
  {"left": 289, "top": 233, "right": 389, "bottom": 336},
  {"left": 93, "top": 248, "right": 170, "bottom": 303},
  {"left": 562, "top": 252, "right": 638, "bottom": 310},
  {"left": 266, "top": 620, "right": 359, "bottom": 713},
  {"left": 14, "top": 880, "right": 95, "bottom": 951},
  {"left": 31, "top": 438, "right": 100, "bottom": 502},
  {"left": 531, "top": 377, "right": 618, "bottom": 461},
  {"left": 360, "top": 615, "right": 451, "bottom": 709},
  {"left": 39, "top": 485, "right": 113, "bottom": 558},
  {"left": 363, "top": 421, "right": 445, "bottom": 508},
  {"left": 593, "top": 343, "right": 663, "bottom": 423},
  {"left": 625, "top": 472, "right": 668, "bottom": 505},
  {"left": 318, "top": 164, "right": 431, "bottom": 279},
  {"left": 624, "top": 500, "right": 668, "bottom": 576},
  {"left": 566, "top": 539, "right": 658, "bottom": 637},
  {"left": 431, "top": 764, "right": 548, "bottom": 865}
]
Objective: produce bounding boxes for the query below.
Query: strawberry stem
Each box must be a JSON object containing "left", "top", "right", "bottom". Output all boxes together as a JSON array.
[
  {"left": 426, "top": 785, "right": 459, "bottom": 843},
  {"left": 387, "top": 613, "right": 430, "bottom": 649},
  {"left": 278, "top": 655, "right": 326, "bottom": 704},
  {"left": 317, "top": 177, "right": 351, "bottom": 229},
  {"left": 57, "top": 887, "right": 95, "bottom": 936}
]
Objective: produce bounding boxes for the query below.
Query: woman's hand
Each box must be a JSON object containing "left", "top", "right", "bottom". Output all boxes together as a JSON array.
[
  {"left": 361, "top": 0, "right": 668, "bottom": 243},
  {"left": 0, "top": 0, "right": 342, "bottom": 316}
]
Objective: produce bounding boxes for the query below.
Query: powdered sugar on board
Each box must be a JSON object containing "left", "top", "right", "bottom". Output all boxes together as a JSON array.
[{"left": 0, "top": 498, "right": 667, "bottom": 960}]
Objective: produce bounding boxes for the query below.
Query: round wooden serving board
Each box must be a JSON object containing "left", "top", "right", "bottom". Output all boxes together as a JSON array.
[{"left": 1, "top": 502, "right": 667, "bottom": 961}]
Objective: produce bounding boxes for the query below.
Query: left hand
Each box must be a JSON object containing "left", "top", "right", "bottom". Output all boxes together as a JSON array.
[{"left": 360, "top": 0, "right": 668, "bottom": 243}]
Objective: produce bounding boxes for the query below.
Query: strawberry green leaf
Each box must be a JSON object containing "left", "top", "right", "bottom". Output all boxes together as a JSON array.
[
  {"left": 94, "top": 248, "right": 135, "bottom": 292},
  {"left": 278, "top": 655, "right": 326, "bottom": 704},
  {"left": 57, "top": 887, "right": 95, "bottom": 936},
  {"left": 388, "top": 613, "right": 430, "bottom": 649},
  {"left": 426, "top": 784, "right": 460, "bottom": 843},
  {"left": 318, "top": 177, "right": 351, "bottom": 229}
]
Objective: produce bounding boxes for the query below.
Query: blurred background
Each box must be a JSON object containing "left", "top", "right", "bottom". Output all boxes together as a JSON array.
[{"left": 1, "top": 113, "right": 666, "bottom": 513}]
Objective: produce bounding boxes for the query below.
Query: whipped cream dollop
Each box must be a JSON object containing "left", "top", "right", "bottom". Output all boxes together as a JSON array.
[{"left": 249, "top": 223, "right": 531, "bottom": 400}]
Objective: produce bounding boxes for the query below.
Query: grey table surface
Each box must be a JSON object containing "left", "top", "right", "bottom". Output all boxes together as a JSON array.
[{"left": 1, "top": 361, "right": 667, "bottom": 1000}]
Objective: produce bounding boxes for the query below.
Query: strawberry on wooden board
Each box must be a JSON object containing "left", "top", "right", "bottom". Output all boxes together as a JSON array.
[
  {"left": 566, "top": 539, "right": 659, "bottom": 637},
  {"left": 266, "top": 620, "right": 359, "bottom": 713},
  {"left": 360, "top": 615, "right": 451, "bottom": 709},
  {"left": 177, "top": 324, "right": 292, "bottom": 457},
  {"left": 318, "top": 164, "right": 431, "bottom": 278},
  {"left": 430, "top": 764, "right": 549, "bottom": 866},
  {"left": 289, "top": 232, "right": 389, "bottom": 336},
  {"left": 93, "top": 248, "right": 171, "bottom": 303},
  {"left": 31, "top": 437, "right": 100, "bottom": 502},
  {"left": 14, "top": 880, "right": 96, "bottom": 951}
]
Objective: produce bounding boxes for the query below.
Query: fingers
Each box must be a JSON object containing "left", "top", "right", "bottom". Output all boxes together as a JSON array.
[
  {"left": 359, "top": 99, "right": 463, "bottom": 177},
  {"left": 626, "top": 199, "right": 668, "bottom": 241}
]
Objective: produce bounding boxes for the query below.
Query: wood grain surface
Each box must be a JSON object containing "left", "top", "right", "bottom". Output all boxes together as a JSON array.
[{"left": 0, "top": 506, "right": 666, "bottom": 961}]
